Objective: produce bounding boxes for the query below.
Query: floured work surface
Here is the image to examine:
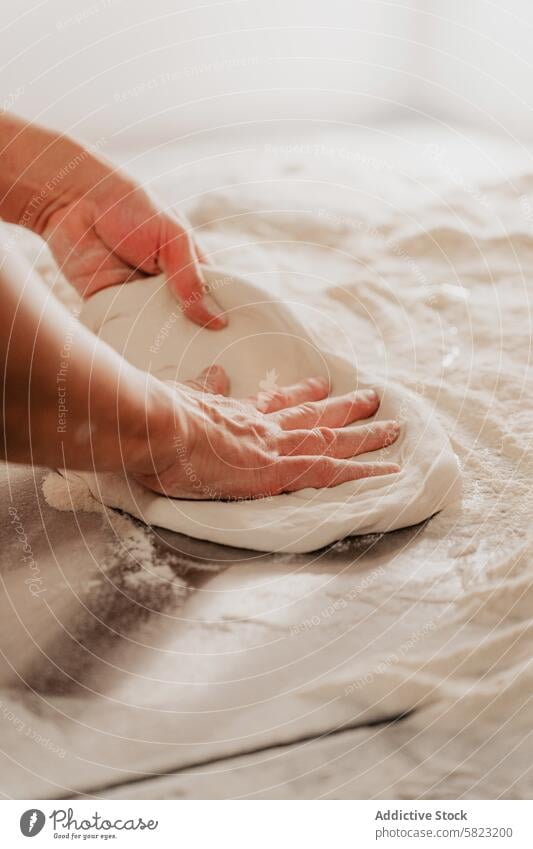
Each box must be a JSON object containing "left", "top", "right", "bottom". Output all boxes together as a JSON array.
[{"left": 0, "top": 127, "right": 532, "bottom": 798}]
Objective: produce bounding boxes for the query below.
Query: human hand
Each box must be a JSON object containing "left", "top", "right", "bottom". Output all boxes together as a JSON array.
[
  {"left": 31, "top": 139, "right": 225, "bottom": 328},
  {"left": 0, "top": 116, "right": 224, "bottom": 327},
  {"left": 136, "top": 366, "right": 401, "bottom": 500}
]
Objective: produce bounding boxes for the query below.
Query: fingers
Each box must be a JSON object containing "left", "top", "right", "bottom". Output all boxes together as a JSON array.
[
  {"left": 279, "top": 420, "right": 400, "bottom": 458},
  {"left": 183, "top": 365, "right": 230, "bottom": 395},
  {"left": 272, "top": 388, "right": 380, "bottom": 430},
  {"left": 274, "top": 456, "right": 401, "bottom": 494},
  {"left": 159, "top": 215, "right": 226, "bottom": 330},
  {"left": 249, "top": 376, "right": 330, "bottom": 412}
]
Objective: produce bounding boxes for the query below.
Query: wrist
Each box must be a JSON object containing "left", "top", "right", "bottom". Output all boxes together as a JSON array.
[
  {"left": 26, "top": 136, "right": 107, "bottom": 238},
  {"left": 0, "top": 114, "right": 108, "bottom": 233}
]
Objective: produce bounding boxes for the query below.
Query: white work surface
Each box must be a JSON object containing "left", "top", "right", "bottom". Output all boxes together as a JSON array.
[{"left": 0, "top": 123, "right": 532, "bottom": 799}]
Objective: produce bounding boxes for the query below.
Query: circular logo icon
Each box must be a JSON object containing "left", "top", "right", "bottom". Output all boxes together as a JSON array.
[{"left": 20, "top": 809, "right": 45, "bottom": 837}]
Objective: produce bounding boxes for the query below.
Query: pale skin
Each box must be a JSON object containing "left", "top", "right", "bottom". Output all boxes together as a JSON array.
[{"left": 0, "top": 115, "right": 400, "bottom": 500}]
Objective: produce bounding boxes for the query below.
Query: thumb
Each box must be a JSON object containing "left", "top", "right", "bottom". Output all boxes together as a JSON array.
[
  {"left": 183, "top": 365, "right": 230, "bottom": 395},
  {"left": 159, "top": 214, "right": 227, "bottom": 330}
]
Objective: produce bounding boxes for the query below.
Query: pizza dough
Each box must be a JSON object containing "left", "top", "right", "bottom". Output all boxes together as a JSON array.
[{"left": 74, "top": 266, "right": 461, "bottom": 553}]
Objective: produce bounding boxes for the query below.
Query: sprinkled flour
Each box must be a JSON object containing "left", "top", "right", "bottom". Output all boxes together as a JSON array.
[
  {"left": 42, "top": 471, "right": 187, "bottom": 599},
  {"left": 42, "top": 470, "right": 103, "bottom": 516}
]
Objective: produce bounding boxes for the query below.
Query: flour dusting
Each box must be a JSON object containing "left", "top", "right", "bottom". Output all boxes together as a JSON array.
[
  {"left": 42, "top": 471, "right": 187, "bottom": 599},
  {"left": 42, "top": 470, "right": 103, "bottom": 515}
]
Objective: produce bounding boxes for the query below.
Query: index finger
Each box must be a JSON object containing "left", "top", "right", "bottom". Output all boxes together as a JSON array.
[{"left": 159, "top": 214, "right": 227, "bottom": 330}]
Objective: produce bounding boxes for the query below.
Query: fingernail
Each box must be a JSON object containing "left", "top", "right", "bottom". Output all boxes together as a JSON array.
[
  {"left": 379, "top": 419, "right": 398, "bottom": 430},
  {"left": 207, "top": 312, "right": 228, "bottom": 329},
  {"left": 202, "top": 365, "right": 221, "bottom": 377}
]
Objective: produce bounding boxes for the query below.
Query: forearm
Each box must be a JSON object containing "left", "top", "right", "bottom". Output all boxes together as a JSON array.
[
  {"left": 0, "top": 113, "right": 109, "bottom": 235},
  {"left": 0, "top": 245, "right": 178, "bottom": 474}
]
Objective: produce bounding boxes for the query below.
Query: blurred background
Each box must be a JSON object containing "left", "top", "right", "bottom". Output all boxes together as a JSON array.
[{"left": 3, "top": 0, "right": 533, "bottom": 152}]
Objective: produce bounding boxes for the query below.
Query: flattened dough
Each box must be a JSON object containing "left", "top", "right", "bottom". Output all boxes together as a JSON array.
[{"left": 74, "top": 267, "right": 461, "bottom": 553}]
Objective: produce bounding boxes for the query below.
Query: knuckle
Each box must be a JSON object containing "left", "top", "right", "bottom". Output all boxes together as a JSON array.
[
  {"left": 324, "top": 399, "right": 348, "bottom": 423},
  {"left": 344, "top": 399, "right": 358, "bottom": 417},
  {"left": 261, "top": 390, "right": 285, "bottom": 412},
  {"left": 318, "top": 427, "right": 336, "bottom": 448},
  {"left": 262, "top": 423, "right": 280, "bottom": 446},
  {"left": 311, "top": 456, "right": 333, "bottom": 478}
]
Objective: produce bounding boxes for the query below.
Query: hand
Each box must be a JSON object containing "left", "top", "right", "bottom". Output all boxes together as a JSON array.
[
  {"left": 0, "top": 115, "right": 225, "bottom": 329},
  {"left": 43, "top": 166, "right": 226, "bottom": 328},
  {"left": 136, "top": 367, "right": 401, "bottom": 500}
]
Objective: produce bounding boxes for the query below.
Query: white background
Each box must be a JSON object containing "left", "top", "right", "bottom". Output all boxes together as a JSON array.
[
  {"left": 1, "top": 0, "right": 415, "bottom": 147},
  {"left": 4, "top": 1, "right": 533, "bottom": 144},
  {"left": 6, "top": 1, "right": 533, "bottom": 149}
]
